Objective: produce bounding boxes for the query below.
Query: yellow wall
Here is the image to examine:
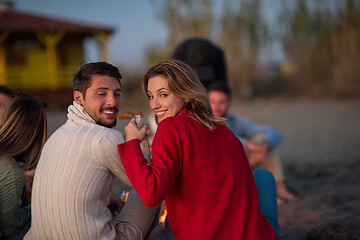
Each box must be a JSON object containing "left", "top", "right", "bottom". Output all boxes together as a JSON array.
[{"left": 3, "top": 35, "right": 84, "bottom": 89}]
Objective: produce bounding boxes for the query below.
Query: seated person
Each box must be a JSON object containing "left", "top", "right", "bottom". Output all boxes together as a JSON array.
[
  {"left": 207, "top": 81, "right": 297, "bottom": 203},
  {"left": 0, "top": 95, "right": 47, "bottom": 239},
  {"left": 25, "top": 62, "right": 158, "bottom": 240},
  {"left": 118, "top": 59, "right": 279, "bottom": 239}
]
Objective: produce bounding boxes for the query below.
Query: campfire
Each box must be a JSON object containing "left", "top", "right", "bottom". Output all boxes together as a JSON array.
[{"left": 159, "top": 201, "right": 167, "bottom": 230}]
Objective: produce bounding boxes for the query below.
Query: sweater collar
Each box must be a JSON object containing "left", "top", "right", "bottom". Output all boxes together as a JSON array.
[
  {"left": 177, "top": 107, "right": 187, "bottom": 117},
  {"left": 67, "top": 101, "right": 96, "bottom": 124}
]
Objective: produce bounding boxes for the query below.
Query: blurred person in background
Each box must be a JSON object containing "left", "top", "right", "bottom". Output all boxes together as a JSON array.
[
  {"left": 118, "top": 59, "right": 279, "bottom": 239},
  {"left": 207, "top": 81, "right": 297, "bottom": 203},
  {"left": 172, "top": 37, "right": 227, "bottom": 89},
  {"left": 0, "top": 95, "right": 47, "bottom": 239},
  {"left": 0, "top": 85, "right": 16, "bottom": 112}
]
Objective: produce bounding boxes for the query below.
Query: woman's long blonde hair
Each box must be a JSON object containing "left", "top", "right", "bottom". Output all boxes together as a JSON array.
[
  {"left": 142, "top": 59, "right": 226, "bottom": 130},
  {"left": 0, "top": 95, "right": 47, "bottom": 171}
]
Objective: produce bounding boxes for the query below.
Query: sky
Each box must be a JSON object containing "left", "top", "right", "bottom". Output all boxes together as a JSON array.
[
  {"left": 15, "top": 0, "right": 167, "bottom": 69},
  {"left": 14, "top": 0, "right": 288, "bottom": 70},
  {"left": 12, "top": 0, "right": 343, "bottom": 71}
]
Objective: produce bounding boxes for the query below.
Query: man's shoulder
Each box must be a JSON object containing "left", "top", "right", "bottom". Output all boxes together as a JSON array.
[
  {"left": 226, "top": 114, "right": 248, "bottom": 124},
  {"left": 101, "top": 128, "right": 124, "bottom": 144},
  {"left": 226, "top": 114, "right": 255, "bottom": 131},
  {"left": 227, "top": 113, "right": 244, "bottom": 120},
  {"left": 49, "top": 120, "right": 124, "bottom": 145},
  {"left": 87, "top": 125, "right": 124, "bottom": 146}
]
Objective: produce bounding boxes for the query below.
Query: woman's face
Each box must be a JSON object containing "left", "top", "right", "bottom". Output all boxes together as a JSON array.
[{"left": 147, "top": 75, "right": 185, "bottom": 123}]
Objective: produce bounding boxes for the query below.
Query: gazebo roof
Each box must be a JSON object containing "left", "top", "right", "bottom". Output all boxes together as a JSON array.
[{"left": 0, "top": 4, "right": 113, "bottom": 34}]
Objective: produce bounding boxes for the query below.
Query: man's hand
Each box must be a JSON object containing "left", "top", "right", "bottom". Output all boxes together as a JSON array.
[
  {"left": 245, "top": 142, "right": 269, "bottom": 167},
  {"left": 108, "top": 195, "right": 124, "bottom": 217},
  {"left": 23, "top": 186, "right": 32, "bottom": 205},
  {"left": 23, "top": 169, "right": 36, "bottom": 204},
  {"left": 25, "top": 169, "right": 35, "bottom": 189}
]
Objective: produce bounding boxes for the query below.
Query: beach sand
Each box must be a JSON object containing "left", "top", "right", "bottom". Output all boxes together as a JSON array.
[
  {"left": 232, "top": 99, "right": 360, "bottom": 239},
  {"left": 47, "top": 99, "right": 360, "bottom": 239}
]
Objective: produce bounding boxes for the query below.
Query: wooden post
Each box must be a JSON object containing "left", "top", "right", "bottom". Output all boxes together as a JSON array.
[
  {"left": 36, "top": 31, "right": 65, "bottom": 89},
  {"left": 95, "top": 31, "right": 110, "bottom": 62},
  {"left": 0, "top": 31, "right": 9, "bottom": 85}
]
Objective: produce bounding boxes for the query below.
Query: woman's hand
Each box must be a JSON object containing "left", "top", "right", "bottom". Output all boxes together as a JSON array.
[
  {"left": 124, "top": 118, "right": 149, "bottom": 142},
  {"left": 25, "top": 169, "right": 35, "bottom": 189}
]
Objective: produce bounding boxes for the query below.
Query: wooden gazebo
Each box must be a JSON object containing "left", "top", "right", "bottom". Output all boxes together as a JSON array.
[{"left": 0, "top": 1, "right": 113, "bottom": 89}]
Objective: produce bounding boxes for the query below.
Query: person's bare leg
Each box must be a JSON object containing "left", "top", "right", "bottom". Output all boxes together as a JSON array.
[
  {"left": 261, "top": 151, "right": 297, "bottom": 201},
  {"left": 276, "top": 180, "right": 297, "bottom": 201},
  {"left": 277, "top": 197, "right": 285, "bottom": 205}
]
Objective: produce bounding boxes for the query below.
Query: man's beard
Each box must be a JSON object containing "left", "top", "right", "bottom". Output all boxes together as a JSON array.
[
  {"left": 97, "top": 107, "right": 118, "bottom": 128},
  {"left": 96, "top": 119, "right": 117, "bottom": 128}
]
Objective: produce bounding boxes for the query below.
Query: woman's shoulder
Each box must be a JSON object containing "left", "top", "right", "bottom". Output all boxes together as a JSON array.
[
  {"left": 0, "top": 156, "right": 17, "bottom": 168},
  {"left": 158, "top": 112, "right": 192, "bottom": 129},
  {"left": 0, "top": 157, "right": 24, "bottom": 184},
  {"left": 214, "top": 122, "right": 241, "bottom": 140}
]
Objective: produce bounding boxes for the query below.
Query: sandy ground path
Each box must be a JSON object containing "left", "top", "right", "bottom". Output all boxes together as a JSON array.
[
  {"left": 232, "top": 99, "right": 360, "bottom": 239},
  {"left": 46, "top": 99, "right": 360, "bottom": 239}
]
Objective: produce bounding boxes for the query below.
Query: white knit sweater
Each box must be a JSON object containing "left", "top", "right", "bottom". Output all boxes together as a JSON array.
[{"left": 25, "top": 102, "right": 134, "bottom": 240}]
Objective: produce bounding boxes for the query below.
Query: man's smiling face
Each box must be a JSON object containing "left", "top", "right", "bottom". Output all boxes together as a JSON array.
[{"left": 74, "top": 74, "right": 121, "bottom": 128}]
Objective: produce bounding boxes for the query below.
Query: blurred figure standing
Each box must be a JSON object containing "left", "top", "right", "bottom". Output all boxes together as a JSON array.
[{"left": 172, "top": 37, "right": 227, "bottom": 89}]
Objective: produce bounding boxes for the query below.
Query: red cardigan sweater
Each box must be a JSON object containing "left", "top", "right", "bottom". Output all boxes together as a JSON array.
[{"left": 118, "top": 109, "right": 277, "bottom": 240}]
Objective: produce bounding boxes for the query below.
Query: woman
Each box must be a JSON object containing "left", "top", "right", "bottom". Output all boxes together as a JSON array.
[
  {"left": 118, "top": 59, "right": 278, "bottom": 239},
  {"left": 0, "top": 95, "right": 47, "bottom": 239}
]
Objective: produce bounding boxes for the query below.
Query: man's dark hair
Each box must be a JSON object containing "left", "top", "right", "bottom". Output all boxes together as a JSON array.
[
  {"left": 73, "top": 62, "right": 122, "bottom": 96},
  {"left": 0, "top": 85, "right": 16, "bottom": 98},
  {"left": 172, "top": 38, "right": 227, "bottom": 89},
  {"left": 207, "top": 81, "right": 232, "bottom": 99}
]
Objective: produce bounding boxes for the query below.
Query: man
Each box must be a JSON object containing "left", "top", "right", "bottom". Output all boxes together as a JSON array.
[
  {"left": 0, "top": 85, "right": 16, "bottom": 112},
  {"left": 207, "top": 82, "right": 297, "bottom": 203},
  {"left": 25, "top": 62, "right": 157, "bottom": 239}
]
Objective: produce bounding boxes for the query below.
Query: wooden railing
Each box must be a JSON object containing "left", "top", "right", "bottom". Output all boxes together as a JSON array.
[{"left": 0, "top": 65, "right": 80, "bottom": 89}]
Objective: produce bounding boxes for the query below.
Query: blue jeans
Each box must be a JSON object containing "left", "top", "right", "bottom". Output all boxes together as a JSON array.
[
  {"left": 253, "top": 168, "right": 279, "bottom": 238},
  {"left": 164, "top": 168, "right": 279, "bottom": 239}
]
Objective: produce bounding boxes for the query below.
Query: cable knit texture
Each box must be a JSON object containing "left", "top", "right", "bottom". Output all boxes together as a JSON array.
[
  {"left": 118, "top": 108, "right": 277, "bottom": 240},
  {"left": 0, "top": 157, "right": 30, "bottom": 237},
  {"left": 25, "top": 102, "right": 132, "bottom": 240}
]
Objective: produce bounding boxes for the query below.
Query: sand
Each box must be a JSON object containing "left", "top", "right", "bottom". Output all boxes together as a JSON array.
[{"left": 46, "top": 99, "right": 360, "bottom": 239}]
